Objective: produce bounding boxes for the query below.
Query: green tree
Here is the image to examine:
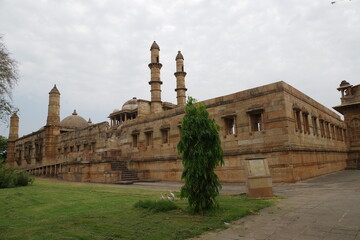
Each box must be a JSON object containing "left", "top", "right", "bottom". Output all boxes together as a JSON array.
[
  {"left": 178, "top": 97, "right": 224, "bottom": 214},
  {"left": 0, "top": 35, "right": 18, "bottom": 122},
  {"left": 0, "top": 135, "right": 34, "bottom": 188},
  {"left": 0, "top": 135, "right": 6, "bottom": 164}
]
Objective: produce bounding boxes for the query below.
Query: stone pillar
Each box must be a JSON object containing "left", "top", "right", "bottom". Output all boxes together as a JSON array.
[
  {"left": 7, "top": 113, "right": 19, "bottom": 167},
  {"left": 174, "top": 51, "right": 187, "bottom": 107},
  {"left": 245, "top": 158, "right": 273, "bottom": 198},
  {"left": 148, "top": 41, "right": 163, "bottom": 114}
]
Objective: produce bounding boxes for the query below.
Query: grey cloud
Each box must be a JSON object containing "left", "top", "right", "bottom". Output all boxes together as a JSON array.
[{"left": 0, "top": 0, "right": 359, "bottom": 136}]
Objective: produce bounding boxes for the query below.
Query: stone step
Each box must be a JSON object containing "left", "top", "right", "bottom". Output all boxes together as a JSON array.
[
  {"left": 110, "top": 161, "right": 139, "bottom": 181},
  {"left": 116, "top": 180, "right": 136, "bottom": 185},
  {"left": 121, "top": 179, "right": 138, "bottom": 182},
  {"left": 346, "top": 167, "right": 360, "bottom": 170},
  {"left": 346, "top": 159, "right": 360, "bottom": 170},
  {"left": 121, "top": 174, "right": 139, "bottom": 180},
  {"left": 121, "top": 178, "right": 138, "bottom": 182},
  {"left": 122, "top": 173, "right": 136, "bottom": 175},
  {"left": 115, "top": 179, "right": 161, "bottom": 185},
  {"left": 122, "top": 177, "right": 138, "bottom": 180}
]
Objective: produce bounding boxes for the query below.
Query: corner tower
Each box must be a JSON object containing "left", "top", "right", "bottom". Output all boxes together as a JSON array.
[
  {"left": 333, "top": 80, "right": 360, "bottom": 168},
  {"left": 7, "top": 113, "right": 19, "bottom": 167},
  {"left": 148, "top": 41, "right": 163, "bottom": 113},
  {"left": 174, "top": 51, "right": 187, "bottom": 107},
  {"left": 8, "top": 112, "right": 19, "bottom": 140}
]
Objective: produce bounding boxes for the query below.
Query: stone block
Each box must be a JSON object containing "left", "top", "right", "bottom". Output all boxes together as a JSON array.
[{"left": 245, "top": 158, "right": 273, "bottom": 197}]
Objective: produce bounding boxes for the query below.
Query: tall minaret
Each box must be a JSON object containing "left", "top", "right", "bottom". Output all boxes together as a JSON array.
[
  {"left": 7, "top": 113, "right": 19, "bottom": 167},
  {"left": 44, "top": 85, "right": 60, "bottom": 164},
  {"left": 174, "top": 51, "right": 187, "bottom": 107},
  {"left": 148, "top": 41, "right": 163, "bottom": 113},
  {"left": 8, "top": 113, "right": 19, "bottom": 140},
  {"left": 47, "top": 84, "right": 60, "bottom": 126}
]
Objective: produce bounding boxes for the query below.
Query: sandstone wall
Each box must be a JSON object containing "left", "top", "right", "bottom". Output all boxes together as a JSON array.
[
  {"left": 12, "top": 129, "right": 46, "bottom": 168},
  {"left": 116, "top": 81, "right": 348, "bottom": 183},
  {"left": 13, "top": 81, "right": 349, "bottom": 183}
]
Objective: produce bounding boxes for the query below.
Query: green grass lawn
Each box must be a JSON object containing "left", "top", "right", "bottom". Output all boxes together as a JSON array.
[{"left": 0, "top": 178, "right": 276, "bottom": 240}]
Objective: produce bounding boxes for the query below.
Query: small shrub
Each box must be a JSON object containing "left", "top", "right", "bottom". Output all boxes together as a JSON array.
[
  {"left": 0, "top": 166, "right": 17, "bottom": 188},
  {"left": 0, "top": 165, "right": 34, "bottom": 188},
  {"left": 134, "top": 200, "right": 178, "bottom": 212},
  {"left": 16, "top": 170, "right": 34, "bottom": 186}
]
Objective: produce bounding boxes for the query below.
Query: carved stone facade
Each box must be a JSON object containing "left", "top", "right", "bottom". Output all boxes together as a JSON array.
[
  {"left": 334, "top": 80, "right": 360, "bottom": 169},
  {"left": 6, "top": 42, "right": 357, "bottom": 183}
]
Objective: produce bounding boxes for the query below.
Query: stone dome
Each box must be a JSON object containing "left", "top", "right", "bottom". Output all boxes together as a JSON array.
[
  {"left": 175, "top": 50, "right": 184, "bottom": 60},
  {"left": 60, "top": 110, "right": 88, "bottom": 129},
  {"left": 340, "top": 80, "right": 350, "bottom": 86},
  {"left": 113, "top": 108, "right": 120, "bottom": 113},
  {"left": 150, "top": 41, "right": 160, "bottom": 50},
  {"left": 122, "top": 97, "right": 138, "bottom": 111}
]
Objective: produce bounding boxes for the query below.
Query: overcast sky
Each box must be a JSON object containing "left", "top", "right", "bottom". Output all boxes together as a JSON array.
[{"left": 0, "top": 0, "right": 359, "bottom": 137}]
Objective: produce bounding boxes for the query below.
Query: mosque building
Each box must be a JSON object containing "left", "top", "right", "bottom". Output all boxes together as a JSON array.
[{"left": 6, "top": 41, "right": 359, "bottom": 183}]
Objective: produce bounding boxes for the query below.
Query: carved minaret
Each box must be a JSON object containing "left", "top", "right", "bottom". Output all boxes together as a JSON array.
[
  {"left": 44, "top": 85, "right": 60, "bottom": 164},
  {"left": 148, "top": 41, "right": 163, "bottom": 113},
  {"left": 9, "top": 113, "right": 19, "bottom": 141},
  {"left": 174, "top": 51, "right": 187, "bottom": 107},
  {"left": 47, "top": 85, "right": 60, "bottom": 126},
  {"left": 7, "top": 113, "right": 19, "bottom": 167}
]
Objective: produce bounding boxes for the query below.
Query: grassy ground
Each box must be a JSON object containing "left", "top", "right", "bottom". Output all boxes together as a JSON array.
[{"left": 0, "top": 178, "right": 276, "bottom": 240}]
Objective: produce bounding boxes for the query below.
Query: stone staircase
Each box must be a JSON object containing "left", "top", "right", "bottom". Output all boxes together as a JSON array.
[
  {"left": 346, "top": 158, "right": 360, "bottom": 170},
  {"left": 110, "top": 161, "right": 139, "bottom": 183}
]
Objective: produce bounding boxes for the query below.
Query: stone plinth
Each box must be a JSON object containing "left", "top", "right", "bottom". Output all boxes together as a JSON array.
[
  {"left": 246, "top": 175, "right": 273, "bottom": 198},
  {"left": 245, "top": 158, "right": 273, "bottom": 198}
]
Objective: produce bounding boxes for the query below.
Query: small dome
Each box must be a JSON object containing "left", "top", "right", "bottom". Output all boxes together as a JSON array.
[
  {"left": 60, "top": 110, "right": 88, "bottom": 129},
  {"left": 175, "top": 51, "right": 184, "bottom": 60},
  {"left": 49, "top": 84, "right": 60, "bottom": 95},
  {"left": 340, "top": 80, "right": 350, "bottom": 86},
  {"left": 122, "top": 97, "right": 138, "bottom": 111},
  {"left": 150, "top": 41, "right": 160, "bottom": 50},
  {"left": 11, "top": 112, "right": 19, "bottom": 119},
  {"left": 113, "top": 108, "right": 120, "bottom": 113}
]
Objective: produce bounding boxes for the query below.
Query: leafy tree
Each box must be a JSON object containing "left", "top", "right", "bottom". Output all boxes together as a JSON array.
[
  {"left": 0, "top": 35, "right": 18, "bottom": 122},
  {"left": 0, "top": 135, "right": 6, "bottom": 163},
  {"left": 0, "top": 136, "right": 34, "bottom": 188},
  {"left": 178, "top": 97, "right": 224, "bottom": 214}
]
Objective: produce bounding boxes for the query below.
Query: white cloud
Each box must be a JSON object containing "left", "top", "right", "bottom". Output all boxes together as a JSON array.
[{"left": 0, "top": 0, "right": 359, "bottom": 136}]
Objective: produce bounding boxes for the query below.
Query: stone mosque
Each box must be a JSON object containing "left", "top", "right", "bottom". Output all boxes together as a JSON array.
[{"left": 6, "top": 41, "right": 360, "bottom": 183}]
